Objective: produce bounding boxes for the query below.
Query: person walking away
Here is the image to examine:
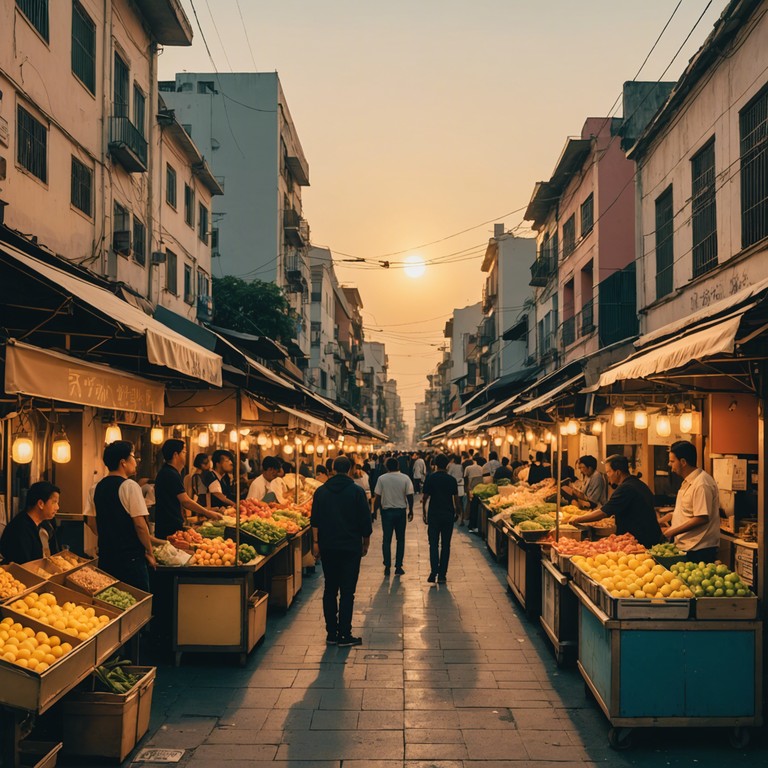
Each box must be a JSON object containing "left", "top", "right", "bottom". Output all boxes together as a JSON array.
[
  {"left": 154, "top": 439, "right": 223, "bottom": 539},
  {"left": 373, "top": 457, "right": 414, "bottom": 575},
  {"left": 247, "top": 456, "right": 284, "bottom": 502},
  {"left": 412, "top": 453, "right": 427, "bottom": 494},
  {"left": 200, "top": 449, "right": 236, "bottom": 508},
  {"left": 397, "top": 452, "right": 412, "bottom": 480},
  {"left": 353, "top": 463, "right": 372, "bottom": 506},
  {"left": 482, "top": 451, "right": 501, "bottom": 478},
  {"left": 464, "top": 455, "right": 485, "bottom": 531},
  {"left": 661, "top": 440, "right": 720, "bottom": 563},
  {"left": 422, "top": 454, "right": 460, "bottom": 583},
  {"left": 494, "top": 457, "right": 514, "bottom": 483},
  {"left": 1, "top": 482, "right": 61, "bottom": 564},
  {"left": 572, "top": 454, "right": 662, "bottom": 548},
  {"left": 84, "top": 441, "right": 155, "bottom": 591},
  {"left": 311, "top": 456, "right": 372, "bottom": 646}
]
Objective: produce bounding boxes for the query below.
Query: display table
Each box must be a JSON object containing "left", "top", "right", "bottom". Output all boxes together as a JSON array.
[
  {"left": 486, "top": 516, "right": 508, "bottom": 564},
  {"left": 540, "top": 557, "right": 577, "bottom": 666},
  {"left": 571, "top": 582, "right": 762, "bottom": 749},
  {"left": 505, "top": 528, "right": 543, "bottom": 619}
]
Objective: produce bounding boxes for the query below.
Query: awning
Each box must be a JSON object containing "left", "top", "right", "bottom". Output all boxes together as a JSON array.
[
  {"left": 277, "top": 405, "right": 328, "bottom": 434},
  {"left": 162, "top": 388, "right": 266, "bottom": 424},
  {"left": 5, "top": 340, "right": 165, "bottom": 414},
  {"left": 0, "top": 241, "right": 222, "bottom": 386},
  {"left": 591, "top": 314, "right": 743, "bottom": 390},
  {"left": 514, "top": 373, "right": 585, "bottom": 415}
]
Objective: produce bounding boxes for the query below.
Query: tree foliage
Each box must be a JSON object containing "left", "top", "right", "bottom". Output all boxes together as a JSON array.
[{"left": 212, "top": 276, "right": 297, "bottom": 342}]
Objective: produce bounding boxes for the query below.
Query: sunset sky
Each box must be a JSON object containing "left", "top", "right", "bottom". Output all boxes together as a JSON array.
[{"left": 158, "top": 1, "right": 728, "bottom": 434}]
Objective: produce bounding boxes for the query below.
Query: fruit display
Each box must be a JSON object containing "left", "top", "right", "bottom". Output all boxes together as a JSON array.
[
  {"left": 95, "top": 657, "right": 142, "bottom": 693},
  {"left": 571, "top": 552, "right": 694, "bottom": 599},
  {"left": 486, "top": 479, "right": 557, "bottom": 510},
  {"left": 66, "top": 566, "right": 117, "bottom": 594},
  {"left": 0, "top": 616, "right": 74, "bottom": 671},
  {"left": 238, "top": 497, "right": 312, "bottom": 523},
  {"left": 95, "top": 587, "right": 137, "bottom": 610},
  {"left": 0, "top": 570, "right": 28, "bottom": 600},
  {"left": 579, "top": 516, "right": 616, "bottom": 529},
  {"left": 670, "top": 561, "right": 753, "bottom": 597},
  {"left": 273, "top": 509, "right": 311, "bottom": 528},
  {"left": 49, "top": 552, "right": 82, "bottom": 572},
  {"left": 167, "top": 529, "right": 204, "bottom": 550},
  {"left": 241, "top": 519, "right": 287, "bottom": 543},
  {"left": 199, "top": 522, "right": 226, "bottom": 539},
  {"left": 518, "top": 520, "right": 545, "bottom": 531},
  {"left": 472, "top": 483, "right": 498, "bottom": 500},
  {"left": 189, "top": 537, "right": 237, "bottom": 566},
  {"left": 553, "top": 532, "right": 646, "bottom": 557},
  {"left": 237, "top": 544, "right": 257, "bottom": 564},
  {"left": 7, "top": 592, "right": 111, "bottom": 640},
  {"left": 648, "top": 542, "right": 686, "bottom": 557}
]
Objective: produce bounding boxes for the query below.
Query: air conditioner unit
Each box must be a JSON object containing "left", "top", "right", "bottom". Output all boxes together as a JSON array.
[
  {"left": 151, "top": 250, "right": 166, "bottom": 265},
  {"left": 197, "top": 294, "right": 214, "bottom": 322},
  {"left": 113, "top": 230, "right": 131, "bottom": 255}
]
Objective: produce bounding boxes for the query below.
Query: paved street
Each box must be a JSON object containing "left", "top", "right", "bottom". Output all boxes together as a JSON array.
[{"left": 132, "top": 513, "right": 767, "bottom": 767}]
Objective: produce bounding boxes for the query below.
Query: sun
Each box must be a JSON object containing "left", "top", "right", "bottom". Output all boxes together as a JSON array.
[{"left": 404, "top": 254, "right": 426, "bottom": 278}]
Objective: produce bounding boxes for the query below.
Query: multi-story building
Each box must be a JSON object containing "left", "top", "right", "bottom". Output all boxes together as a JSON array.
[
  {"left": 335, "top": 285, "right": 364, "bottom": 412},
  {"left": 383, "top": 379, "right": 406, "bottom": 446},
  {"left": 361, "top": 341, "right": 388, "bottom": 432},
  {"left": 0, "top": 0, "right": 219, "bottom": 321},
  {"left": 308, "top": 246, "right": 338, "bottom": 399},
  {"left": 444, "top": 302, "right": 483, "bottom": 409},
  {"left": 159, "top": 72, "right": 312, "bottom": 359}
]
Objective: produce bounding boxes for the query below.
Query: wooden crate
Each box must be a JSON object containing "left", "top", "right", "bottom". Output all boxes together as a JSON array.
[
  {"left": 0, "top": 563, "right": 46, "bottom": 598},
  {"left": 91, "top": 581, "right": 153, "bottom": 643},
  {"left": 247, "top": 591, "right": 268, "bottom": 651},
  {"left": 268, "top": 575, "right": 294, "bottom": 610},
  {"left": 694, "top": 596, "right": 759, "bottom": 620}
]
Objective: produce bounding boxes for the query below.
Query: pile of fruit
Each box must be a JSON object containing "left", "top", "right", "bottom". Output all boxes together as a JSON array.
[
  {"left": 189, "top": 537, "right": 237, "bottom": 566},
  {"left": 273, "top": 509, "right": 310, "bottom": 528},
  {"left": 579, "top": 516, "right": 616, "bottom": 529},
  {"left": 238, "top": 497, "right": 312, "bottom": 523},
  {"left": 96, "top": 587, "right": 137, "bottom": 610},
  {"left": 237, "top": 544, "right": 257, "bottom": 564},
  {"left": 49, "top": 553, "right": 81, "bottom": 572},
  {"left": 8, "top": 592, "right": 111, "bottom": 640},
  {"left": 167, "top": 529, "right": 204, "bottom": 551},
  {"left": 241, "top": 519, "right": 287, "bottom": 544},
  {"left": 553, "top": 532, "right": 645, "bottom": 557},
  {"left": 486, "top": 479, "right": 557, "bottom": 510},
  {"left": 95, "top": 658, "right": 142, "bottom": 693},
  {"left": 0, "top": 617, "right": 74, "bottom": 671},
  {"left": 199, "top": 522, "right": 226, "bottom": 539},
  {"left": 648, "top": 542, "right": 686, "bottom": 557},
  {"left": 0, "top": 570, "right": 27, "bottom": 599},
  {"left": 66, "top": 567, "right": 117, "bottom": 594},
  {"left": 670, "top": 561, "right": 753, "bottom": 597},
  {"left": 572, "top": 552, "right": 694, "bottom": 599}
]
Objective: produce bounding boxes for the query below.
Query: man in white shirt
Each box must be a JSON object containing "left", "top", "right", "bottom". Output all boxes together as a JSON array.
[
  {"left": 662, "top": 440, "right": 720, "bottom": 563},
  {"left": 247, "top": 456, "right": 284, "bottom": 502},
  {"left": 411, "top": 453, "right": 427, "bottom": 493},
  {"left": 373, "top": 457, "right": 414, "bottom": 576},
  {"left": 463, "top": 456, "right": 484, "bottom": 530}
]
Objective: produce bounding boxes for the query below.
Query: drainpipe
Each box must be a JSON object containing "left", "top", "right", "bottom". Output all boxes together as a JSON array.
[
  {"left": 634, "top": 160, "right": 646, "bottom": 331},
  {"left": 100, "top": 0, "right": 112, "bottom": 276},
  {"left": 147, "top": 42, "right": 158, "bottom": 303}
]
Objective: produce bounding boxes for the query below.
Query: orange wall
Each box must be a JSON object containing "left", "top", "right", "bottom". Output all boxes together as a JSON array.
[{"left": 709, "top": 394, "right": 758, "bottom": 455}]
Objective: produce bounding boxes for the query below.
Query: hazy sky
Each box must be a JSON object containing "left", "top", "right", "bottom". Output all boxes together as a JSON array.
[{"left": 158, "top": 1, "right": 728, "bottom": 433}]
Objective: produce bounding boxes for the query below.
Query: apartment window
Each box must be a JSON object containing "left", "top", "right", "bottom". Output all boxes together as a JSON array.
[
  {"left": 166, "top": 250, "right": 178, "bottom": 295},
  {"left": 132, "top": 216, "right": 146, "bottom": 266},
  {"left": 197, "top": 269, "right": 210, "bottom": 299},
  {"left": 113, "top": 53, "right": 129, "bottom": 117},
  {"left": 740, "top": 86, "right": 768, "bottom": 249},
  {"left": 197, "top": 81, "right": 217, "bottom": 94},
  {"left": 210, "top": 227, "right": 219, "bottom": 252},
  {"left": 71, "top": 2, "right": 95, "bottom": 93},
  {"left": 691, "top": 139, "right": 718, "bottom": 278},
  {"left": 133, "top": 85, "right": 146, "bottom": 138},
  {"left": 581, "top": 193, "right": 594, "bottom": 237},
  {"left": 16, "top": 0, "right": 48, "bottom": 42},
  {"left": 113, "top": 202, "right": 130, "bottom": 255},
  {"left": 17, "top": 105, "right": 47, "bottom": 182},
  {"left": 198, "top": 203, "right": 208, "bottom": 243},
  {"left": 71, "top": 157, "right": 92, "bottom": 215},
  {"left": 562, "top": 214, "right": 576, "bottom": 258},
  {"left": 311, "top": 321, "right": 321, "bottom": 346},
  {"left": 184, "top": 184, "right": 195, "bottom": 228},
  {"left": 166, "top": 164, "right": 177, "bottom": 208},
  {"left": 655, "top": 186, "right": 674, "bottom": 299},
  {"left": 320, "top": 370, "right": 328, "bottom": 390},
  {"left": 184, "top": 264, "right": 194, "bottom": 304}
]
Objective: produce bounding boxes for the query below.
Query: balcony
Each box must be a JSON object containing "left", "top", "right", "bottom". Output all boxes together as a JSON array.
[
  {"left": 108, "top": 116, "right": 147, "bottom": 173},
  {"left": 529, "top": 252, "right": 556, "bottom": 287},
  {"left": 561, "top": 316, "right": 575, "bottom": 348},
  {"left": 482, "top": 279, "right": 497, "bottom": 313},
  {"left": 560, "top": 299, "right": 596, "bottom": 350},
  {"left": 284, "top": 208, "right": 310, "bottom": 247}
]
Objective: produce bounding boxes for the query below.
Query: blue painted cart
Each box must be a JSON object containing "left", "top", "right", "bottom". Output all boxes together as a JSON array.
[{"left": 571, "top": 582, "right": 762, "bottom": 749}]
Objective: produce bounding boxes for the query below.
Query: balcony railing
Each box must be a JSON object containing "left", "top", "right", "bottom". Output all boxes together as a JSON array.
[
  {"left": 560, "top": 299, "right": 596, "bottom": 350},
  {"left": 529, "top": 252, "right": 556, "bottom": 287},
  {"left": 284, "top": 208, "right": 309, "bottom": 247},
  {"left": 561, "top": 316, "right": 575, "bottom": 348},
  {"left": 598, "top": 264, "right": 637, "bottom": 347},
  {"left": 108, "top": 116, "right": 147, "bottom": 173}
]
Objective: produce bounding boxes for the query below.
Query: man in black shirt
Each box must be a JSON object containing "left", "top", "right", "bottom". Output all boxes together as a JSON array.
[
  {"left": 199, "top": 449, "right": 236, "bottom": 508},
  {"left": 422, "top": 454, "right": 461, "bottom": 584},
  {"left": 154, "top": 439, "right": 223, "bottom": 539},
  {"left": 311, "top": 456, "right": 372, "bottom": 647},
  {"left": 572, "top": 454, "right": 662, "bottom": 548},
  {"left": 0, "top": 482, "right": 60, "bottom": 564}
]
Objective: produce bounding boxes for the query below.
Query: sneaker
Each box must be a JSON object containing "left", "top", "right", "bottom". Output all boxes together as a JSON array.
[
  {"left": 337, "top": 635, "right": 363, "bottom": 647},
  {"left": 427, "top": 573, "right": 436, "bottom": 583},
  {"left": 468, "top": 528, "right": 478, "bottom": 533},
  {"left": 384, "top": 567, "right": 391, "bottom": 576},
  {"left": 326, "top": 633, "right": 337, "bottom": 644},
  {"left": 437, "top": 575, "right": 447, "bottom": 584},
  {"left": 395, "top": 566, "right": 405, "bottom": 575}
]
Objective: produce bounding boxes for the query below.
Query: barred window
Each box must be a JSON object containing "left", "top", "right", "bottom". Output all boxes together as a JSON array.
[
  {"left": 166, "top": 164, "right": 177, "bottom": 207},
  {"left": 72, "top": 2, "right": 95, "bottom": 93},
  {"left": 198, "top": 203, "right": 208, "bottom": 243},
  {"left": 132, "top": 217, "right": 146, "bottom": 266},
  {"left": 166, "top": 250, "right": 178, "bottom": 295},
  {"left": 581, "top": 193, "right": 594, "bottom": 237},
  {"left": 17, "top": 105, "right": 47, "bottom": 182},
  {"left": 562, "top": 214, "right": 576, "bottom": 258},
  {"left": 691, "top": 139, "right": 718, "bottom": 278},
  {"left": 655, "top": 186, "right": 674, "bottom": 299},
  {"left": 16, "top": 0, "right": 48, "bottom": 42},
  {"left": 184, "top": 184, "right": 195, "bottom": 228},
  {"left": 113, "top": 53, "right": 129, "bottom": 118},
  {"left": 133, "top": 85, "right": 146, "bottom": 138},
  {"left": 184, "top": 264, "right": 194, "bottom": 304},
  {"left": 197, "top": 269, "right": 210, "bottom": 299},
  {"left": 740, "top": 85, "right": 768, "bottom": 249},
  {"left": 71, "top": 157, "right": 92, "bottom": 215}
]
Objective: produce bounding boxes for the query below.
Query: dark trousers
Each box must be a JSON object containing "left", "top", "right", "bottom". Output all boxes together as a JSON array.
[
  {"left": 100, "top": 555, "right": 150, "bottom": 592},
  {"left": 381, "top": 508, "right": 407, "bottom": 567},
  {"left": 468, "top": 496, "right": 480, "bottom": 529},
  {"left": 428, "top": 513, "right": 454, "bottom": 576},
  {"left": 685, "top": 546, "right": 720, "bottom": 564},
  {"left": 321, "top": 549, "right": 362, "bottom": 638}
]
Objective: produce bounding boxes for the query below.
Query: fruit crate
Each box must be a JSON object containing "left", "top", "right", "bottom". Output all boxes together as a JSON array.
[
  {"left": 18, "top": 740, "right": 63, "bottom": 768},
  {"left": 64, "top": 566, "right": 118, "bottom": 596},
  {"left": 1, "top": 563, "right": 46, "bottom": 597},
  {"left": 595, "top": 583, "right": 692, "bottom": 620},
  {"left": 91, "top": 581, "right": 153, "bottom": 643},
  {"left": 225, "top": 525, "right": 286, "bottom": 555},
  {"left": 694, "top": 595, "right": 759, "bottom": 620},
  {"left": 569, "top": 562, "right": 601, "bottom": 604}
]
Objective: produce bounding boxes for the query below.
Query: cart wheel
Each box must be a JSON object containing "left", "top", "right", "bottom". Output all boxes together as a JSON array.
[
  {"left": 608, "top": 726, "right": 634, "bottom": 750},
  {"left": 729, "top": 726, "right": 750, "bottom": 749}
]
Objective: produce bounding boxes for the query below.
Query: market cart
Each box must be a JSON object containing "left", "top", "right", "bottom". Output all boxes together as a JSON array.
[
  {"left": 571, "top": 582, "right": 762, "bottom": 749},
  {"left": 539, "top": 556, "right": 577, "bottom": 666},
  {"left": 505, "top": 527, "right": 544, "bottom": 619},
  {"left": 484, "top": 508, "right": 508, "bottom": 564}
]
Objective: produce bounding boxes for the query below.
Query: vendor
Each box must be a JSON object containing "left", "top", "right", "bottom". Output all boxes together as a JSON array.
[
  {"left": 571, "top": 454, "right": 662, "bottom": 548},
  {"left": 0, "top": 482, "right": 61, "bottom": 564},
  {"left": 493, "top": 457, "right": 514, "bottom": 483},
  {"left": 199, "top": 449, "right": 236, "bottom": 508},
  {"left": 246, "top": 455, "right": 285, "bottom": 502},
  {"left": 527, "top": 451, "right": 552, "bottom": 485},
  {"left": 661, "top": 440, "right": 720, "bottom": 563},
  {"left": 154, "top": 439, "right": 223, "bottom": 539},
  {"left": 566, "top": 455, "right": 608, "bottom": 508}
]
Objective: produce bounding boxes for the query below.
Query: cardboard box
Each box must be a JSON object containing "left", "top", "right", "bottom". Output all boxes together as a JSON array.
[
  {"left": 247, "top": 591, "right": 268, "bottom": 651},
  {"left": 735, "top": 544, "right": 758, "bottom": 588},
  {"left": 59, "top": 666, "right": 155, "bottom": 762},
  {"left": 268, "top": 574, "right": 294, "bottom": 610}
]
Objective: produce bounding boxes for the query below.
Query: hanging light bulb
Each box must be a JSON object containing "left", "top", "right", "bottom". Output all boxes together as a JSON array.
[
  {"left": 151, "top": 423, "right": 164, "bottom": 445},
  {"left": 197, "top": 430, "right": 210, "bottom": 448},
  {"left": 566, "top": 419, "right": 579, "bottom": 435},
  {"left": 12, "top": 435, "right": 34, "bottom": 464},
  {"left": 544, "top": 430, "right": 552, "bottom": 442},
  {"left": 633, "top": 406, "right": 648, "bottom": 430},
  {"left": 316, "top": 443, "right": 325, "bottom": 455},
  {"left": 105, "top": 421, "right": 122, "bottom": 444},
  {"left": 272, "top": 436, "right": 280, "bottom": 446},
  {"left": 656, "top": 412, "right": 671, "bottom": 437},
  {"left": 51, "top": 427, "right": 72, "bottom": 464},
  {"left": 255, "top": 432, "right": 268, "bottom": 446},
  {"left": 559, "top": 423, "right": 568, "bottom": 436},
  {"left": 239, "top": 438, "right": 250, "bottom": 452},
  {"left": 679, "top": 409, "right": 693, "bottom": 434},
  {"left": 229, "top": 429, "right": 238, "bottom": 443},
  {"left": 525, "top": 429, "right": 534, "bottom": 444},
  {"left": 211, "top": 423, "right": 225, "bottom": 433},
  {"left": 355, "top": 443, "right": 363, "bottom": 452},
  {"left": 493, "top": 436, "right": 503, "bottom": 447},
  {"left": 506, "top": 434, "right": 515, "bottom": 444},
  {"left": 591, "top": 421, "right": 603, "bottom": 435},
  {"left": 305, "top": 443, "right": 315, "bottom": 455},
  {"left": 294, "top": 434, "right": 303, "bottom": 446},
  {"left": 283, "top": 444, "right": 294, "bottom": 455},
  {"left": 481, "top": 439, "right": 488, "bottom": 447},
  {"left": 613, "top": 406, "right": 626, "bottom": 428},
  {"left": 240, "top": 427, "right": 251, "bottom": 436}
]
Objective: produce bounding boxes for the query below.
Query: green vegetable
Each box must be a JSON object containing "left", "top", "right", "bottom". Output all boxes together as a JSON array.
[
  {"left": 518, "top": 521, "right": 545, "bottom": 531},
  {"left": 199, "top": 523, "right": 226, "bottom": 539},
  {"left": 94, "top": 657, "right": 142, "bottom": 694},
  {"left": 238, "top": 544, "right": 257, "bottom": 564},
  {"left": 96, "top": 586, "right": 137, "bottom": 610},
  {"left": 472, "top": 483, "right": 498, "bottom": 500},
  {"left": 496, "top": 478, "right": 512, "bottom": 487},
  {"left": 241, "top": 519, "right": 287, "bottom": 543}
]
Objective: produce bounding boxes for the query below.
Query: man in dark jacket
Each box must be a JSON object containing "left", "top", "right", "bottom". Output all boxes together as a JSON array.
[
  {"left": 0, "top": 482, "right": 60, "bottom": 564},
  {"left": 311, "top": 455, "right": 372, "bottom": 647}
]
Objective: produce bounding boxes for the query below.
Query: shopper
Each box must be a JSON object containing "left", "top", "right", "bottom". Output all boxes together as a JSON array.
[
  {"left": 246, "top": 455, "right": 284, "bottom": 502},
  {"left": 0, "top": 481, "right": 61, "bottom": 564},
  {"left": 315, "top": 465, "right": 329, "bottom": 483},
  {"left": 84, "top": 441, "right": 154, "bottom": 591},
  {"left": 572, "top": 454, "right": 662, "bottom": 548},
  {"left": 662, "top": 440, "right": 720, "bottom": 563},
  {"left": 353, "top": 463, "right": 372, "bottom": 502},
  {"left": 411, "top": 452, "right": 427, "bottom": 493},
  {"left": 373, "top": 457, "right": 414, "bottom": 576},
  {"left": 311, "top": 456, "right": 372, "bottom": 646},
  {"left": 422, "top": 454, "right": 461, "bottom": 584},
  {"left": 482, "top": 451, "right": 501, "bottom": 477},
  {"left": 154, "top": 439, "right": 223, "bottom": 539},
  {"left": 447, "top": 454, "right": 465, "bottom": 510},
  {"left": 493, "top": 457, "right": 515, "bottom": 483},
  {"left": 527, "top": 451, "right": 552, "bottom": 485},
  {"left": 464, "top": 455, "right": 485, "bottom": 531}
]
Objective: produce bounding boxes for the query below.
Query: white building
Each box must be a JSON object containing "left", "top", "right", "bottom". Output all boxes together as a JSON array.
[
  {"left": 308, "top": 246, "right": 338, "bottom": 399},
  {"left": 361, "top": 341, "right": 388, "bottom": 431},
  {"left": 159, "top": 72, "right": 312, "bottom": 357}
]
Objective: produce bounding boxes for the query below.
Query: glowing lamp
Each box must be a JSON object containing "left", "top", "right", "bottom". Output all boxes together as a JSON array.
[
  {"left": 12, "top": 436, "right": 34, "bottom": 464},
  {"left": 591, "top": 421, "right": 603, "bottom": 435},
  {"left": 679, "top": 411, "right": 693, "bottom": 434},
  {"left": 493, "top": 436, "right": 503, "bottom": 447},
  {"left": 283, "top": 444, "right": 294, "bottom": 455},
  {"left": 559, "top": 424, "right": 568, "bottom": 436},
  {"left": 197, "top": 431, "right": 209, "bottom": 448},
  {"left": 305, "top": 443, "right": 315, "bottom": 455},
  {"left": 566, "top": 419, "right": 579, "bottom": 435},
  {"left": 151, "top": 426, "right": 164, "bottom": 445},
  {"left": 239, "top": 438, "right": 250, "bottom": 452},
  {"left": 229, "top": 429, "right": 238, "bottom": 443},
  {"left": 52, "top": 432, "right": 71, "bottom": 464},
  {"left": 105, "top": 423, "right": 122, "bottom": 444},
  {"left": 656, "top": 413, "right": 671, "bottom": 437},
  {"left": 240, "top": 427, "right": 251, "bottom": 436},
  {"left": 294, "top": 435, "right": 303, "bottom": 446},
  {"left": 525, "top": 430, "right": 534, "bottom": 444},
  {"left": 211, "top": 423, "right": 225, "bottom": 433},
  {"left": 633, "top": 407, "right": 648, "bottom": 430},
  {"left": 272, "top": 436, "right": 280, "bottom": 446},
  {"left": 316, "top": 444, "right": 325, "bottom": 455},
  {"left": 613, "top": 407, "right": 626, "bottom": 428},
  {"left": 506, "top": 434, "right": 515, "bottom": 444},
  {"left": 481, "top": 439, "right": 488, "bottom": 447}
]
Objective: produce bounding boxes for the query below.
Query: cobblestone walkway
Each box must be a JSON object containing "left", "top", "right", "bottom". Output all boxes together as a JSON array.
[{"left": 133, "top": 513, "right": 767, "bottom": 767}]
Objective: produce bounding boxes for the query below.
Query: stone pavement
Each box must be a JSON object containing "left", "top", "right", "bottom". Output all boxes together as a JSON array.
[{"left": 127, "top": 511, "right": 767, "bottom": 767}]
